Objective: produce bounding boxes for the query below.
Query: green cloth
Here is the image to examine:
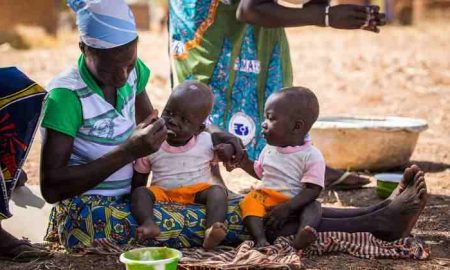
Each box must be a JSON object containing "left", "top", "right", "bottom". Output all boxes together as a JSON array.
[{"left": 169, "top": 0, "right": 292, "bottom": 159}]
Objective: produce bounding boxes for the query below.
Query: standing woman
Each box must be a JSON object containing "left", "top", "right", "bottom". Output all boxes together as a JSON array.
[
  {"left": 0, "top": 67, "right": 50, "bottom": 261},
  {"left": 168, "top": 0, "right": 385, "bottom": 188}
]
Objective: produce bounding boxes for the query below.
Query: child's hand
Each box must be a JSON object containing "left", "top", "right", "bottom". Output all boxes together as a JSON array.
[
  {"left": 214, "top": 143, "right": 244, "bottom": 172},
  {"left": 264, "top": 202, "right": 292, "bottom": 230},
  {"left": 214, "top": 143, "right": 235, "bottom": 163},
  {"left": 329, "top": 5, "right": 386, "bottom": 33}
]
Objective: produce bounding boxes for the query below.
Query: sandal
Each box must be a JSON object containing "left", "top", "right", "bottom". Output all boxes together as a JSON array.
[
  {"left": 327, "top": 171, "right": 371, "bottom": 190},
  {"left": 0, "top": 240, "right": 52, "bottom": 262}
]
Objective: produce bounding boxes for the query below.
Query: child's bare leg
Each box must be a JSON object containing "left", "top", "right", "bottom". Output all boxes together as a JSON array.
[
  {"left": 211, "top": 164, "right": 226, "bottom": 186},
  {"left": 244, "top": 216, "right": 270, "bottom": 247},
  {"left": 293, "top": 201, "right": 322, "bottom": 250},
  {"left": 131, "top": 187, "right": 160, "bottom": 240},
  {"left": 195, "top": 185, "right": 228, "bottom": 249}
]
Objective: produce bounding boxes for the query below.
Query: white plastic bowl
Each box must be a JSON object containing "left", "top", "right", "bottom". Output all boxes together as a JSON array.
[{"left": 310, "top": 116, "right": 427, "bottom": 170}]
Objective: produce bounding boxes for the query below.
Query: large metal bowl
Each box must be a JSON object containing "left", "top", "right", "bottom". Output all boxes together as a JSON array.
[{"left": 310, "top": 116, "right": 428, "bottom": 171}]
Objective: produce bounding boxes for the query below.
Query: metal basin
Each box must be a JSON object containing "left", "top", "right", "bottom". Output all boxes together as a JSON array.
[{"left": 310, "top": 116, "right": 428, "bottom": 171}]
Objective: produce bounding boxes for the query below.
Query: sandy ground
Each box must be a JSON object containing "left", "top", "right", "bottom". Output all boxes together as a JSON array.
[{"left": 0, "top": 16, "right": 449, "bottom": 269}]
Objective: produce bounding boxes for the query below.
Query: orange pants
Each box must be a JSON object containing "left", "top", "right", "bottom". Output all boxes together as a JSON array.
[
  {"left": 239, "top": 189, "right": 290, "bottom": 218},
  {"left": 148, "top": 183, "right": 211, "bottom": 204}
]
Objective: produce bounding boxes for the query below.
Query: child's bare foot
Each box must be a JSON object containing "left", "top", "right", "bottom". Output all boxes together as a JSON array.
[
  {"left": 254, "top": 239, "right": 270, "bottom": 248},
  {"left": 203, "top": 222, "right": 227, "bottom": 250},
  {"left": 136, "top": 219, "right": 161, "bottom": 241},
  {"left": 293, "top": 226, "right": 317, "bottom": 250}
]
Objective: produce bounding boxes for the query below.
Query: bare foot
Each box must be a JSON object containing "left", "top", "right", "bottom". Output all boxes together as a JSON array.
[
  {"left": 255, "top": 239, "right": 270, "bottom": 248},
  {"left": 203, "top": 222, "right": 227, "bottom": 250},
  {"left": 15, "top": 171, "right": 28, "bottom": 189},
  {"left": 373, "top": 166, "right": 427, "bottom": 241},
  {"left": 347, "top": 165, "right": 422, "bottom": 215},
  {"left": 387, "top": 164, "right": 421, "bottom": 200},
  {"left": 136, "top": 219, "right": 161, "bottom": 241},
  {"left": 293, "top": 226, "right": 317, "bottom": 250}
]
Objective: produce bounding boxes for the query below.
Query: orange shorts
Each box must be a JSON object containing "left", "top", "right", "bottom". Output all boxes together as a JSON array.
[
  {"left": 148, "top": 183, "right": 211, "bottom": 204},
  {"left": 239, "top": 189, "right": 290, "bottom": 218}
]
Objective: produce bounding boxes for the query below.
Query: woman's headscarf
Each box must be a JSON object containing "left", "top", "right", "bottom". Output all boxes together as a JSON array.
[{"left": 67, "top": 0, "right": 138, "bottom": 49}]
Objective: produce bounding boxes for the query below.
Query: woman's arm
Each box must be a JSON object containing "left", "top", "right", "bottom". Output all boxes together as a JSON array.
[
  {"left": 239, "top": 154, "right": 260, "bottom": 179},
  {"left": 237, "top": 0, "right": 326, "bottom": 27},
  {"left": 237, "top": 0, "right": 379, "bottom": 31},
  {"left": 135, "top": 90, "right": 154, "bottom": 124},
  {"left": 40, "top": 130, "right": 135, "bottom": 203},
  {"left": 40, "top": 117, "right": 167, "bottom": 203}
]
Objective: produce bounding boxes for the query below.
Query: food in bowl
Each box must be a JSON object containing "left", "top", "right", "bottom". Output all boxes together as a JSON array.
[{"left": 120, "top": 247, "right": 182, "bottom": 270}]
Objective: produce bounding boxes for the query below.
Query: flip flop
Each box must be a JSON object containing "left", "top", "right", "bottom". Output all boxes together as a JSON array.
[
  {"left": 0, "top": 242, "right": 52, "bottom": 262},
  {"left": 327, "top": 171, "right": 371, "bottom": 190}
]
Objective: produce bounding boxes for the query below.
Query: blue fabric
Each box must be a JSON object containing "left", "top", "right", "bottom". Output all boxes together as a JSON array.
[
  {"left": 45, "top": 195, "right": 249, "bottom": 250},
  {"left": 169, "top": 0, "right": 211, "bottom": 46},
  {"left": 0, "top": 67, "right": 45, "bottom": 219},
  {"left": 209, "top": 38, "right": 232, "bottom": 130},
  {"left": 67, "top": 0, "right": 138, "bottom": 49}
]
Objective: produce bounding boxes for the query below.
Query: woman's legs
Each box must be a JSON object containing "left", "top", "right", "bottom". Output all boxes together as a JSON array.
[
  {"left": 321, "top": 165, "right": 419, "bottom": 218},
  {"left": 318, "top": 170, "right": 426, "bottom": 241},
  {"left": 275, "top": 165, "right": 427, "bottom": 241}
]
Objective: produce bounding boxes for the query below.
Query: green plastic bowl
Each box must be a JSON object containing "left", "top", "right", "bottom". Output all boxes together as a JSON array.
[
  {"left": 119, "top": 247, "right": 182, "bottom": 270},
  {"left": 375, "top": 173, "right": 403, "bottom": 199}
]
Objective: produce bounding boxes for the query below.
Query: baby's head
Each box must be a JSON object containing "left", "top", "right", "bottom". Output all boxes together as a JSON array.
[
  {"left": 262, "top": 86, "right": 319, "bottom": 147},
  {"left": 162, "top": 81, "right": 213, "bottom": 145}
]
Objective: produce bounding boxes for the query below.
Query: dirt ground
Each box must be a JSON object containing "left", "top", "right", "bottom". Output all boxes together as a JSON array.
[{"left": 0, "top": 15, "right": 449, "bottom": 270}]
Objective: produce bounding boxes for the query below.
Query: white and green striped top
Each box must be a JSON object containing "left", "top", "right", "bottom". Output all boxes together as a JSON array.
[{"left": 42, "top": 55, "right": 150, "bottom": 197}]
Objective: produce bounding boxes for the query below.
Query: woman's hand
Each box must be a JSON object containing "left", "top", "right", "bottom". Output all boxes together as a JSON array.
[
  {"left": 329, "top": 5, "right": 386, "bottom": 33},
  {"left": 214, "top": 143, "right": 235, "bottom": 163},
  {"left": 124, "top": 112, "right": 167, "bottom": 160},
  {"left": 211, "top": 131, "right": 246, "bottom": 167}
]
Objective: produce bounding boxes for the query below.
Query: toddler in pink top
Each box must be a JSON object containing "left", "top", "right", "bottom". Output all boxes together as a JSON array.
[{"left": 238, "top": 86, "right": 325, "bottom": 249}]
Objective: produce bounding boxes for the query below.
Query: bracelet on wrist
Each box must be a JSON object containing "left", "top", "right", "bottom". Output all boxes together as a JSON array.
[{"left": 325, "top": 5, "right": 330, "bottom": 27}]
